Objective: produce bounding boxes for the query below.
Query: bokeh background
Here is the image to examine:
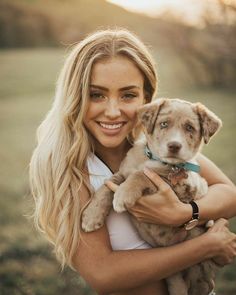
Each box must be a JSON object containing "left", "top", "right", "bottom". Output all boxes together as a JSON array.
[{"left": 0, "top": 0, "right": 236, "bottom": 294}]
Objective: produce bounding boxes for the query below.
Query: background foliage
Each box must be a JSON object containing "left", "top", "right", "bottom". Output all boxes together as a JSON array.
[{"left": 0, "top": 0, "right": 235, "bottom": 294}]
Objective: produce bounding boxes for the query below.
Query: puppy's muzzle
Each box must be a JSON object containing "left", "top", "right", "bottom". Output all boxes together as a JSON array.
[{"left": 167, "top": 141, "right": 182, "bottom": 154}]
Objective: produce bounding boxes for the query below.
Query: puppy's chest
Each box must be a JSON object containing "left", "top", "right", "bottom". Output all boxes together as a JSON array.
[
  {"left": 171, "top": 173, "right": 207, "bottom": 203},
  {"left": 146, "top": 164, "right": 207, "bottom": 203}
]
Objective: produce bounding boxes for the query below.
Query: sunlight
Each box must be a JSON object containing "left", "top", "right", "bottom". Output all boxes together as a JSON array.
[
  {"left": 107, "top": 0, "right": 202, "bottom": 16},
  {"left": 107, "top": 0, "right": 236, "bottom": 24}
]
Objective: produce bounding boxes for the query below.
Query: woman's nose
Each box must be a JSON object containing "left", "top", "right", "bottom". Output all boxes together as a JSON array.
[{"left": 104, "top": 99, "right": 121, "bottom": 118}]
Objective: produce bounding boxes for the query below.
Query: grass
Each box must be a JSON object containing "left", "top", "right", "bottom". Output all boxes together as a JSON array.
[{"left": 0, "top": 48, "right": 235, "bottom": 295}]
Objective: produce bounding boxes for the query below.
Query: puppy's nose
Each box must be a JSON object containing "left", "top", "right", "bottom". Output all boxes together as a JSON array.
[{"left": 168, "top": 141, "right": 182, "bottom": 153}]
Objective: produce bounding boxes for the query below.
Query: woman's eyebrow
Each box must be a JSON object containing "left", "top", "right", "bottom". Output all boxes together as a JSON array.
[
  {"left": 90, "top": 84, "right": 140, "bottom": 91},
  {"left": 90, "top": 84, "right": 108, "bottom": 90},
  {"left": 119, "top": 85, "right": 140, "bottom": 91}
]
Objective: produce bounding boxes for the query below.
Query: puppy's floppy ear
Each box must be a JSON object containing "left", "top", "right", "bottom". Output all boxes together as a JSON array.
[
  {"left": 195, "top": 103, "right": 222, "bottom": 144},
  {"left": 137, "top": 98, "right": 167, "bottom": 134}
]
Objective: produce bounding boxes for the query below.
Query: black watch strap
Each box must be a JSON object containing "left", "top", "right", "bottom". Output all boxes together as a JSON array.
[
  {"left": 190, "top": 200, "right": 199, "bottom": 220},
  {"left": 184, "top": 201, "right": 199, "bottom": 230}
]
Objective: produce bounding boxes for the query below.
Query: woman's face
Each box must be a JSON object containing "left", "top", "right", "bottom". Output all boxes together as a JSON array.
[{"left": 84, "top": 56, "right": 145, "bottom": 149}]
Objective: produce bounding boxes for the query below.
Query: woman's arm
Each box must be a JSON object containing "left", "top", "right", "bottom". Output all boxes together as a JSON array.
[
  {"left": 74, "top": 183, "right": 236, "bottom": 295},
  {"left": 195, "top": 153, "right": 236, "bottom": 220},
  {"left": 176, "top": 153, "right": 236, "bottom": 224}
]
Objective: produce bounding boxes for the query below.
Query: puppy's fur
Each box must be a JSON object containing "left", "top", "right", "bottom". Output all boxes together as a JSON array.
[{"left": 82, "top": 98, "right": 222, "bottom": 295}]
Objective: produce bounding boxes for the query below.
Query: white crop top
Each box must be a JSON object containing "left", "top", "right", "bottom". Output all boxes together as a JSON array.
[{"left": 87, "top": 154, "right": 151, "bottom": 250}]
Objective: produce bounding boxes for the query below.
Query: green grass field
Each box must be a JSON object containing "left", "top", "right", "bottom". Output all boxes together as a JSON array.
[{"left": 0, "top": 48, "right": 235, "bottom": 295}]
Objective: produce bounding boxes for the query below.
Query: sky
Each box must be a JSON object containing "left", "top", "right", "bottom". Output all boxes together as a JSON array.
[{"left": 107, "top": 0, "right": 236, "bottom": 25}]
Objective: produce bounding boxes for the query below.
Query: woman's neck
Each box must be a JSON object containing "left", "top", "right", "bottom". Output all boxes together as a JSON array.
[{"left": 94, "top": 140, "right": 131, "bottom": 173}]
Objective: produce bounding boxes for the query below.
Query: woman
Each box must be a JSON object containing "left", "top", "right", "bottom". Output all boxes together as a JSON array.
[{"left": 30, "top": 29, "right": 236, "bottom": 295}]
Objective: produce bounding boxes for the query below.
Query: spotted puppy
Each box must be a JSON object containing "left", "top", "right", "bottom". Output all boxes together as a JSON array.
[{"left": 82, "top": 98, "right": 222, "bottom": 295}]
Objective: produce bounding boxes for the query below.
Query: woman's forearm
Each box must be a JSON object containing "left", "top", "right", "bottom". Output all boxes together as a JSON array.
[
  {"left": 179, "top": 153, "right": 236, "bottom": 225},
  {"left": 85, "top": 232, "right": 216, "bottom": 294},
  {"left": 196, "top": 183, "right": 236, "bottom": 221},
  {"left": 178, "top": 183, "right": 236, "bottom": 226},
  {"left": 196, "top": 153, "right": 236, "bottom": 222}
]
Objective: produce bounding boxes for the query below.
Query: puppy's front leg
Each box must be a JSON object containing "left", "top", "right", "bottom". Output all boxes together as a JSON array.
[
  {"left": 113, "top": 171, "right": 157, "bottom": 213},
  {"left": 167, "top": 273, "right": 188, "bottom": 295},
  {"left": 82, "top": 173, "right": 125, "bottom": 232}
]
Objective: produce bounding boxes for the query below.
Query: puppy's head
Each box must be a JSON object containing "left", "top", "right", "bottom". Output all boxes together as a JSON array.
[{"left": 138, "top": 98, "right": 222, "bottom": 163}]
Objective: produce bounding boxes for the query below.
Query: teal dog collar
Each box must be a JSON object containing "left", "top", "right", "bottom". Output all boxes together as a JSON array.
[{"left": 144, "top": 145, "right": 200, "bottom": 173}]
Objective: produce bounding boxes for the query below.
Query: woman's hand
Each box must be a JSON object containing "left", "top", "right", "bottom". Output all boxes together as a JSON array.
[
  {"left": 128, "top": 168, "right": 191, "bottom": 226},
  {"left": 207, "top": 218, "right": 236, "bottom": 266},
  {"left": 106, "top": 168, "right": 191, "bottom": 226}
]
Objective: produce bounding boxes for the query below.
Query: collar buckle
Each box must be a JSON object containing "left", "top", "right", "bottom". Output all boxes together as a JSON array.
[{"left": 171, "top": 166, "right": 180, "bottom": 172}]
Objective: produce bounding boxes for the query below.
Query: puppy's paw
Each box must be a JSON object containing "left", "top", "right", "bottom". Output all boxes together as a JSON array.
[
  {"left": 113, "top": 196, "right": 126, "bottom": 213},
  {"left": 113, "top": 190, "right": 136, "bottom": 213},
  {"left": 82, "top": 208, "right": 105, "bottom": 232}
]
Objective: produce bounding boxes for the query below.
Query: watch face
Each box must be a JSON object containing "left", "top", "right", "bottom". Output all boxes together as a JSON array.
[{"left": 185, "top": 219, "right": 199, "bottom": 231}]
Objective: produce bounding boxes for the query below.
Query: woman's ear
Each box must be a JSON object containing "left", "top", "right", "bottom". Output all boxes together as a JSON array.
[{"left": 137, "top": 98, "right": 167, "bottom": 134}]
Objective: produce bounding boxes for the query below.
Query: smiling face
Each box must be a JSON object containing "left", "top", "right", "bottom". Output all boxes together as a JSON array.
[{"left": 83, "top": 55, "right": 145, "bottom": 151}]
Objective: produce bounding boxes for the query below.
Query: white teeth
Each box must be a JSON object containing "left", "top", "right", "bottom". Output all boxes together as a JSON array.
[{"left": 99, "top": 122, "right": 123, "bottom": 129}]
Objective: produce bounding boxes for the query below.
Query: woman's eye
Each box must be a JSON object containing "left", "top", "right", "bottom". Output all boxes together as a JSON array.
[
  {"left": 160, "top": 121, "right": 168, "bottom": 129},
  {"left": 90, "top": 92, "right": 105, "bottom": 100},
  {"left": 122, "top": 93, "right": 137, "bottom": 100},
  {"left": 185, "top": 124, "right": 194, "bottom": 132}
]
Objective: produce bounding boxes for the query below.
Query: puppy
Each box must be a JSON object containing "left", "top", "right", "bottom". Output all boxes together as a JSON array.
[{"left": 82, "top": 98, "right": 222, "bottom": 295}]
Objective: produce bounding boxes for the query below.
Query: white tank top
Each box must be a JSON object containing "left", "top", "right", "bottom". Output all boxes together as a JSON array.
[{"left": 87, "top": 154, "right": 151, "bottom": 250}]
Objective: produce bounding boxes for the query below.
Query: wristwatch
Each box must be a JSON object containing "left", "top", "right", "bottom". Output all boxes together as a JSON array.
[{"left": 184, "top": 201, "right": 199, "bottom": 231}]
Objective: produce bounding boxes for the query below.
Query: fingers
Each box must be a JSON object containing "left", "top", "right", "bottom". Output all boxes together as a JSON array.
[
  {"left": 209, "top": 218, "right": 229, "bottom": 232},
  {"left": 128, "top": 206, "right": 142, "bottom": 221},
  {"left": 208, "top": 218, "right": 228, "bottom": 233},
  {"left": 106, "top": 167, "right": 171, "bottom": 193},
  {"left": 104, "top": 180, "right": 118, "bottom": 192},
  {"left": 128, "top": 201, "right": 157, "bottom": 224},
  {"left": 214, "top": 218, "right": 229, "bottom": 227},
  {"left": 143, "top": 167, "right": 171, "bottom": 191}
]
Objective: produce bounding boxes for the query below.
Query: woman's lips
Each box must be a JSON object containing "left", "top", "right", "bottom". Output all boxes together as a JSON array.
[
  {"left": 97, "top": 121, "right": 126, "bottom": 135},
  {"left": 99, "top": 122, "right": 123, "bottom": 129}
]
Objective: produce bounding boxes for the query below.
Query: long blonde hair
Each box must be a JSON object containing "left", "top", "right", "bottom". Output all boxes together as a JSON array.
[{"left": 29, "top": 28, "right": 158, "bottom": 269}]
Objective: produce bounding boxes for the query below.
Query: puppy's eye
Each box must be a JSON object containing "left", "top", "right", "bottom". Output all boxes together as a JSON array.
[
  {"left": 160, "top": 121, "right": 168, "bottom": 129},
  {"left": 185, "top": 124, "right": 195, "bottom": 132}
]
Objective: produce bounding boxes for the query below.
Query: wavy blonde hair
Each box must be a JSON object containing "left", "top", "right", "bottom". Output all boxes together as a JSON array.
[{"left": 29, "top": 28, "right": 158, "bottom": 269}]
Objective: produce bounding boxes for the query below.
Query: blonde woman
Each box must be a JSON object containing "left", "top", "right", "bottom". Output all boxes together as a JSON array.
[{"left": 30, "top": 29, "right": 236, "bottom": 295}]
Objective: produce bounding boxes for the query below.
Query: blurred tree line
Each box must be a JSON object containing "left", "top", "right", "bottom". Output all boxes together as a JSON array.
[
  {"left": 0, "top": 0, "right": 235, "bottom": 87},
  {"left": 163, "top": 0, "right": 236, "bottom": 87}
]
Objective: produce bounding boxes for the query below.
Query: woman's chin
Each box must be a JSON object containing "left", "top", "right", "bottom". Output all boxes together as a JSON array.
[
  {"left": 96, "top": 137, "right": 128, "bottom": 150},
  {"left": 101, "top": 141, "right": 125, "bottom": 149}
]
